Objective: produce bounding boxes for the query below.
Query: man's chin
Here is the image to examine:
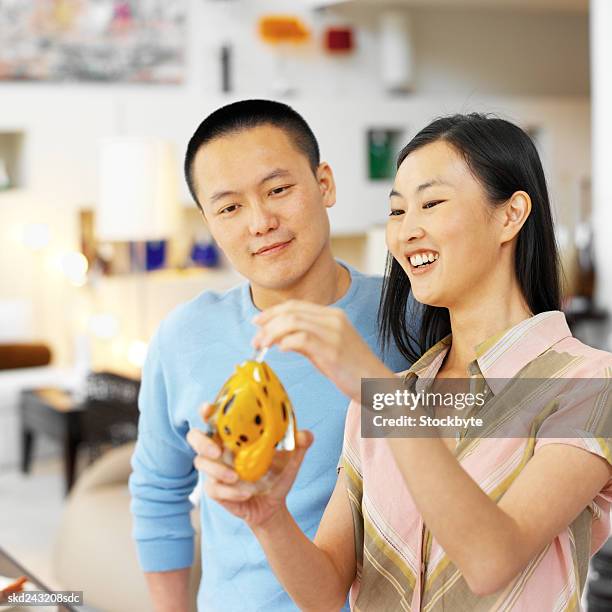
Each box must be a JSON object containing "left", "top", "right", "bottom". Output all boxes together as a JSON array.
[
  {"left": 250, "top": 263, "right": 305, "bottom": 292},
  {"left": 251, "top": 275, "right": 302, "bottom": 292}
]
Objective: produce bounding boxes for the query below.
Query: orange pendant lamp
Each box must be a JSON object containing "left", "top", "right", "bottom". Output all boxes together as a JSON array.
[{"left": 258, "top": 15, "right": 310, "bottom": 45}]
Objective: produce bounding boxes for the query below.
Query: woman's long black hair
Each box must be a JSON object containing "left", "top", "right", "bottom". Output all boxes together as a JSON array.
[{"left": 379, "top": 113, "right": 561, "bottom": 364}]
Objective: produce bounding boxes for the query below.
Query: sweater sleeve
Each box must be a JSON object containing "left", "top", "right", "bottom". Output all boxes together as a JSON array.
[{"left": 128, "top": 324, "right": 199, "bottom": 572}]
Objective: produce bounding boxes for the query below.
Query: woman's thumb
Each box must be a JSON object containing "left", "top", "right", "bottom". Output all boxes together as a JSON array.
[{"left": 296, "top": 429, "right": 314, "bottom": 450}]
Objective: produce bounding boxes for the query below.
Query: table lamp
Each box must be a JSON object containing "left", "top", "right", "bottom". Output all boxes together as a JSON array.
[
  {"left": 95, "top": 137, "right": 180, "bottom": 370},
  {"left": 96, "top": 137, "right": 179, "bottom": 244}
]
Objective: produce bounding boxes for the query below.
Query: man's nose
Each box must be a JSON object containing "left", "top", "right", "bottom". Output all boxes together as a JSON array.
[{"left": 248, "top": 202, "right": 280, "bottom": 235}]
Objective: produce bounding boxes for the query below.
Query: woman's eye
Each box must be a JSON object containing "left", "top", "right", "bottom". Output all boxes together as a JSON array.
[
  {"left": 389, "top": 209, "right": 405, "bottom": 217},
  {"left": 423, "top": 200, "right": 443, "bottom": 210}
]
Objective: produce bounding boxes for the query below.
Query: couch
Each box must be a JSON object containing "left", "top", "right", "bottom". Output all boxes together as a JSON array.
[{"left": 0, "top": 299, "right": 85, "bottom": 470}]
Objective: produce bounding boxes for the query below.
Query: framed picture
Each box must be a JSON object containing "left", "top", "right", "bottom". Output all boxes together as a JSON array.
[{"left": 0, "top": 0, "right": 186, "bottom": 83}]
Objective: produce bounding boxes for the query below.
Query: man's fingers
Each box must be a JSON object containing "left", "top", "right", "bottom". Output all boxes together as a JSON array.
[{"left": 187, "top": 428, "right": 221, "bottom": 459}]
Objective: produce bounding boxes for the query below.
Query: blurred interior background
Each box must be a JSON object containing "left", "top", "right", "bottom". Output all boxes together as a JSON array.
[{"left": 1, "top": 0, "right": 611, "bottom": 610}]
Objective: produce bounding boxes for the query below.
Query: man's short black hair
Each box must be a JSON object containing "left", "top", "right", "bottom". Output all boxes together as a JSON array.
[{"left": 184, "top": 99, "right": 321, "bottom": 211}]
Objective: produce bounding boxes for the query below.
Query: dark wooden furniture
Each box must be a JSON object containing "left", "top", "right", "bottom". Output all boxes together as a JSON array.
[
  {"left": 0, "top": 546, "right": 77, "bottom": 611},
  {"left": 0, "top": 343, "right": 51, "bottom": 370},
  {"left": 20, "top": 383, "right": 139, "bottom": 495}
]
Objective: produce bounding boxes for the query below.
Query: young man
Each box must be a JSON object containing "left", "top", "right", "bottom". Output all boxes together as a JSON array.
[{"left": 129, "top": 99, "right": 411, "bottom": 611}]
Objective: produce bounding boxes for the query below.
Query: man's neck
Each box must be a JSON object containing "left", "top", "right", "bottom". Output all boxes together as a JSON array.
[{"left": 250, "top": 247, "right": 351, "bottom": 311}]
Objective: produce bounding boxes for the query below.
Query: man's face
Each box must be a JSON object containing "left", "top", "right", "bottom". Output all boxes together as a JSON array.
[{"left": 192, "top": 125, "right": 336, "bottom": 290}]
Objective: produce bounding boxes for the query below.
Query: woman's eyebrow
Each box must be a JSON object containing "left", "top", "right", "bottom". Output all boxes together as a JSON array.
[
  {"left": 415, "top": 178, "right": 451, "bottom": 193},
  {"left": 390, "top": 179, "right": 452, "bottom": 199}
]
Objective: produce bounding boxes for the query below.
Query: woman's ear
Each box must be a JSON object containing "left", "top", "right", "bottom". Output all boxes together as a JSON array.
[
  {"left": 499, "top": 191, "right": 532, "bottom": 244},
  {"left": 316, "top": 162, "right": 337, "bottom": 209}
]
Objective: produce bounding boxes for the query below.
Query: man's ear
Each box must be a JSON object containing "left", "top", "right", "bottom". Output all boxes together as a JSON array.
[
  {"left": 316, "top": 162, "right": 336, "bottom": 209},
  {"left": 499, "top": 191, "right": 532, "bottom": 245}
]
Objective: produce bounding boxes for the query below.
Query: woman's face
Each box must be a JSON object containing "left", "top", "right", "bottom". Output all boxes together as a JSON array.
[{"left": 386, "top": 140, "right": 508, "bottom": 309}]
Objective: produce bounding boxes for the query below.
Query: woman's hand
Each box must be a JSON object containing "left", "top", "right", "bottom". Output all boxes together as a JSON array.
[
  {"left": 252, "top": 300, "right": 392, "bottom": 403},
  {"left": 187, "top": 402, "right": 313, "bottom": 529}
]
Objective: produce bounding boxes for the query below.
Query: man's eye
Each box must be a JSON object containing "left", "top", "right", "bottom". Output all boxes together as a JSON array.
[
  {"left": 220, "top": 204, "right": 239, "bottom": 214},
  {"left": 389, "top": 209, "right": 405, "bottom": 217},
  {"left": 269, "top": 185, "right": 291, "bottom": 196},
  {"left": 423, "top": 200, "right": 443, "bottom": 209}
]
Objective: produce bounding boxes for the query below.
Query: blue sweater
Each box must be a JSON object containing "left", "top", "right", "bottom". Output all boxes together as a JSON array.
[{"left": 129, "top": 262, "right": 410, "bottom": 611}]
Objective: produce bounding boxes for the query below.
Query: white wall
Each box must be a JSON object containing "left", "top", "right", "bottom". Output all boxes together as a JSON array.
[
  {"left": 590, "top": 0, "right": 612, "bottom": 317},
  {"left": 0, "top": 0, "right": 592, "bottom": 365},
  {"left": 332, "top": 5, "right": 589, "bottom": 96},
  {"left": 190, "top": 2, "right": 589, "bottom": 98},
  {"left": 0, "top": 1, "right": 590, "bottom": 205}
]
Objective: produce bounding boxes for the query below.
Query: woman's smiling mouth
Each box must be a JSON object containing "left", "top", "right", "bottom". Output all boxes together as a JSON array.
[{"left": 406, "top": 250, "right": 439, "bottom": 274}]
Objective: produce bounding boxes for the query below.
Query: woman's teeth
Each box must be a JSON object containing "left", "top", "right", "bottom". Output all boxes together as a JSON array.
[{"left": 409, "top": 252, "right": 439, "bottom": 268}]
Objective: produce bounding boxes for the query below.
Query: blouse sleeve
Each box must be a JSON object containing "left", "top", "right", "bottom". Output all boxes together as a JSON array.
[
  {"left": 535, "top": 376, "right": 612, "bottom": 548},
  {"left": 339, "top": 399, "right": 364, "bottom": 570}
]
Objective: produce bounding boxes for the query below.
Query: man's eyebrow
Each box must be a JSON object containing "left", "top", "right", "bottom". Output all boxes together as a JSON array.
[
  {"left": 389, "top": 188, "right": 403, "bottom": 198},
  {"left": 259, "top": 168, "right": 291, "bottom": 185},
  {"left": 208, "top": 169, "right": 291, "bottom": 205},
  {"left": 209, "top": 189, "right": 239, "bottom": 204}
]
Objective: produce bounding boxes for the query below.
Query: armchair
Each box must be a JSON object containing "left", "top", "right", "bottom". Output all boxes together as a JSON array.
[{"left": 53, "top": 442, "right": 201, "bottom": 612}]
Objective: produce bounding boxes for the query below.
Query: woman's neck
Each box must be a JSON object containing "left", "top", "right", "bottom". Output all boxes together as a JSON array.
[{"left": 440, "top": 276, "right": 532, "bottom": 377}]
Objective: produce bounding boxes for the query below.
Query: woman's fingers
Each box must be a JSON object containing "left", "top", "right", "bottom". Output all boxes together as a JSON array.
[
  {"left": 296, "top": 429, "right": 314, "bottom": 449},
  {"left": 252, "top": 299, "right": 328, "bottom": 326},
  {"left": 254, "top": 304, "right": 346, "bottom": 346},
  {"left": 187, "top": 428, "right": 243, "bottom": 485},
  {"left": 203, "top": 477, "right": 256, "bottom": 502},
  {"left": 200, "top": 401, "right": 217, "bottom": 422},
  {"left": 254, "top": 311, "right": 341, "bottom": 350},
  {"left": 193, "top": 454, "right": 239, "bottom": 484},
  {"left": 275, "top": 331, "right": 338, "bottom": 366},
  {"left": 187, "top": 427, "right": 221, "bottom": 459},
  {"left": 269, "top": 430, "right": 314, "bottom": 493}
]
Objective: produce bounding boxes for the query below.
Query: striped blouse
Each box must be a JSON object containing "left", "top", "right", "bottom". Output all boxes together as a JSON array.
[{"left": 341, "top": 311, "right": 612, "bottom": 611}]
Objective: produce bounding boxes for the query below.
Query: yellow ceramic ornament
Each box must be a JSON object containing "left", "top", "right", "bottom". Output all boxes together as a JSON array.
[{"left": 207, "top": 359, "right": 296, "bottom": 482}]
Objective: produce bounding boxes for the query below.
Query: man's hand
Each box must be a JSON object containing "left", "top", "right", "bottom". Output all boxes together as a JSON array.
[
  {"left": 145, "top": 567, "right": 191, "bottom": 612},
  {"left": 187, "top": 403, "right": 313, "bottom": 528}
]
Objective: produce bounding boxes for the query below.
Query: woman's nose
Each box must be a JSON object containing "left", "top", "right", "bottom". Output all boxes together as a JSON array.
[{"left": 398, "top": 217, "right": 426, "bottom": 242}]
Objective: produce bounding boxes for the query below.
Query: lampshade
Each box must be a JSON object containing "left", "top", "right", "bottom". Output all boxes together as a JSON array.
[
  {"left": 96, "top": 138, "right": 179, "bottom": 242},
  {"left": 258, "top": 15, "right": 310, "bottom": 45},
  {"left": 379, "top": 11, "right": 414, "bottom": 93}
]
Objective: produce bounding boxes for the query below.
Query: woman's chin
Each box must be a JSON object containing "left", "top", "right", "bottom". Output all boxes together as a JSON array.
[{"left": 412, "top": 290, "right": 446, "bottom": 308}]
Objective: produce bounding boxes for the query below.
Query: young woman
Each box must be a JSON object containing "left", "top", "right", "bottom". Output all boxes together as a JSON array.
[{"left": 188, "top": 114, "right": 612, "bottom": 610}]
